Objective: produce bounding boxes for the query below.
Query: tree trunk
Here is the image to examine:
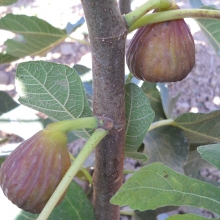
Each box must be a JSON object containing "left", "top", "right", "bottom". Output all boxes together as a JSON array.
[
  {"left": 81, "top": 1, "right": 127, "bottom": 220},
  {"left": 119, "top": 0, "right": 131, "bottom": 15}
]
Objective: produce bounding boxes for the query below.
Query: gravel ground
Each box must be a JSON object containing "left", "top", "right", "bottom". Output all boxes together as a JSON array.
[{"left": 0, "top": 0, "right": 220, "bottom": 219}]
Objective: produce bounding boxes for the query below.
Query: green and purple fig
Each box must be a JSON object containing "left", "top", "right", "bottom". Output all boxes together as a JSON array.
[
  {"left": 126, "top": 4, "right": 195, "bottom": 82},
  {"left": 0, "top": 129, "right": 71, "bottom": 214}
]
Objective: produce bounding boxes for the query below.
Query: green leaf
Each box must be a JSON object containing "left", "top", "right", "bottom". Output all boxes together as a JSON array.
[
  {"left": 0, "top": 91, "right": 19, "bottom": 115},
  {"left": 175, "top": 111, "right": 220, "bottom": 144},
  {"left": 198, "top": 144, "right": 220, "bottom": 170},
  {"left": 184, "top": 144, "right": 220, "bottom": 186},
  {"left": 195, "top": 7, "right": 220, "bottom": 57},
  {"left": 0, "top": 14, "right": 67, "bottom": 57},
  {"left": 0, "top": 0, "right": 16, "bottom": 6},
  {"left": 125, "top": 83, "right": 154, "bottom": 153},
  {"left": 141, "top": 81, "right": 166, "bottom": 121},
  {"left": 144, "top": 126, "right": 189, "bottom": 173},
  {"left": 157, "top": 83, "right": 181, "bottom": 119},
  {"left": 16, "top": 61, "right": 92, "bottom": 139},
  {"left": 0, "top": 53, "right": 19, "bottom": 64},
  {"left": 110, "top": 162, "right": 220, "bottom": 216},
  {"left": 16, "top": 181, "right": 96, "bottom": 220}
]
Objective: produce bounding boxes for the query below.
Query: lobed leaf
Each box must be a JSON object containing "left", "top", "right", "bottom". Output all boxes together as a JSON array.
[
  {"left": 111, "top": 162, "right": 220, "bottom": 216},
  {"left": 175, "top": 111, "right": 220, "bottom": 144},
  {"left": 125, "top": 83, "right": 154, "bottom": 158},
  {"left": 16, "top": 61, "right": 92, "bottom": 138},
  {"left": 144, "top": 126, "right": 188, "bottom": 174}
]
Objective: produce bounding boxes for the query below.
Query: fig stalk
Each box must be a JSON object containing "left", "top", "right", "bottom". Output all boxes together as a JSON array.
[
  {"left": 129, "top": 8, "right": 220, "bottom": 32},
  {"left": 126, "top": 4, "right": 195, "bottom": 82},
  {"left": 124, "top": 0, "right": 173, "bottom": 27},
  {"left": 46, "top": 116, "right": 113, "bottom": 133},
  {"left": 37, "top": 128, "right": 111, "bottom": 220}
]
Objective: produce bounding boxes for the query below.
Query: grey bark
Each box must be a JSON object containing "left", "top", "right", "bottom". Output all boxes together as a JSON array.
[{"left": 81, "top": 1, "right": 127, "bottom": 219}]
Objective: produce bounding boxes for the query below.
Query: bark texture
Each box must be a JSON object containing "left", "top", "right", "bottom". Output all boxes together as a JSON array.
[{"left": 81, "top": 1, "right": 127, "bottom": 220}]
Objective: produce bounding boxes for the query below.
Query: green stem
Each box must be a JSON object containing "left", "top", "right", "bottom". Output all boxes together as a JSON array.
[
  {"left": 46, "top": 117, "right": 98, "bottom": 133},
  {"left": 120, "top": 210, "right": 134, "bottom": 216},
  {"left": 124, "top": 0, "right": 173, "bottom": 27},
  {"left": 148, "top": 119, "right": 175, "bottom": 132},
  {"left": 129, "top": 8, "right": 220, "bottom": 32},
  {"left": 69, "top": 153, "right": 93, "bottom": 184},
  {"left": 37, "top": 128, "right": 109, "bottom": 220}
]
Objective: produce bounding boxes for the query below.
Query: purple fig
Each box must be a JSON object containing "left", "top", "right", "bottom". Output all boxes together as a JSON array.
[
  {"left": 0, "top": 129, "right": 71, "bottom": 214},
  {"left": 126, "top": 4, "right": 195, "bottom": 82}
]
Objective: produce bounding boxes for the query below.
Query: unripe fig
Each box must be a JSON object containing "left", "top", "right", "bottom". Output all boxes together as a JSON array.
[
  {"left": 126, "top": 4, "right": 195, "bottom": 82},
  {"left": 0, "top": 129, "right": 71, "bottom": 214}
]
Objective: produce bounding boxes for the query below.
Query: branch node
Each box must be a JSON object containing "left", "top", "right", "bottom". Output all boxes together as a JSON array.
[{"left": 98, "top": 116, "right": 114, "bottom": 130}]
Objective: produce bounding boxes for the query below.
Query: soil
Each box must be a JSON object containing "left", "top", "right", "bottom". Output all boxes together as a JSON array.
[{"left": 0, "top": 0, "right": 220, "bottom": 219}]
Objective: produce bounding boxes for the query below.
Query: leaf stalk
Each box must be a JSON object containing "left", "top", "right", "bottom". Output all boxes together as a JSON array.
[
  {"left": 148, "top": 119, "right": 175, "bottom": 132},
  {"left": 124, "top": 0, "right": 173, "bottom": 27},
  {"left": 129, "top": 8, "right": 220, "bottom": 32}
]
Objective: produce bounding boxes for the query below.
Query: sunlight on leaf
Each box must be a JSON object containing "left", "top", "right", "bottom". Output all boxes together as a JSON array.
[{"left": 16, "top": 61, "right": 92, "bottom": 138}]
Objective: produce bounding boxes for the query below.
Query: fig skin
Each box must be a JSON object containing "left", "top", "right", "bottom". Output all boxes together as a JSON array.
[
  {"left": 126, "top": 4, "right": 195, "bottom": 82},
  {"left": 0, "top": 129, "right": 71, "bottom": 214}
]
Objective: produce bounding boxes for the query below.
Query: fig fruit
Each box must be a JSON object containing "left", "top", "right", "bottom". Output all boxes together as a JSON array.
[
  {"left": 126, "top": 4, "right": 195, "bottom": 82},
  {"left": 0, "top": 129, "right": 71, "bottom": 214}
]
